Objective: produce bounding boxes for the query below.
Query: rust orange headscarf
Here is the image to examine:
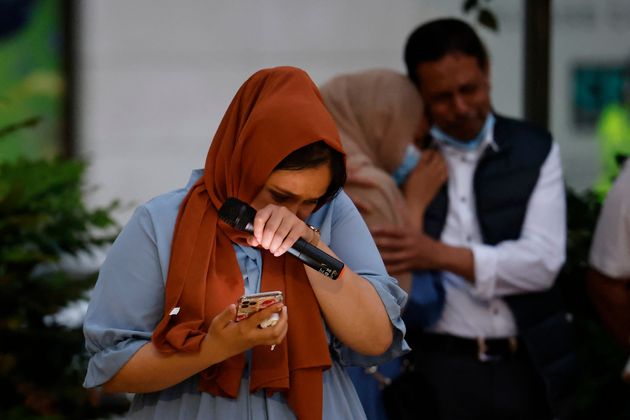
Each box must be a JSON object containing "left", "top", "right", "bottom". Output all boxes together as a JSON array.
[{"left": 151, "top": 67, "right": 344, "bottom": 419}]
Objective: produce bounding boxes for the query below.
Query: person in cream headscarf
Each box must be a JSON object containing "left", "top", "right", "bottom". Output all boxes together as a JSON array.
[
  {"left": 321, "top": 69, "right": 447, "bottom": 290},
  {"left": 320, "top": 69, "right": 447, "bottom": 293},
  {"left": 320, "top": 69, "right": 447, "bottom": 420}
]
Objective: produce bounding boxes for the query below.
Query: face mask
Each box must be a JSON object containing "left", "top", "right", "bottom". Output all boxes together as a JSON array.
[
  {"left": 392, "top": 144, "right": 421, "bottom": 186},
  {"left": 430, "top": 113, "right": 495, "bottom": 151}
]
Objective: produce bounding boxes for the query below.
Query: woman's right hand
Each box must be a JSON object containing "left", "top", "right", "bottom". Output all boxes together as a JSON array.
[
  {"left": 403, "top": 149, "right": 447, "bottom": 230},
  {"left": 204, "top": 302, "right": 288, "bottom": 362}
]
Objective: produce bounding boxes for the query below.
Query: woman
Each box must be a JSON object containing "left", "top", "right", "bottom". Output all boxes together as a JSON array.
[
  {"left": 320, "top": 69, "right": 447, "bottom": 292},
  {"left": 83, "top": 66, "right": 408, "bottom": 420},
  {"left": 319, "top": 69, "right": 447, "bottom": 420}
]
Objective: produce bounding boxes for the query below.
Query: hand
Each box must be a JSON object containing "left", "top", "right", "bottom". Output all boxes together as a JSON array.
[
  {"left": 205, "top": 303, "right": 288, "bottom": 362},
  {"left": 371, "top": 225, "right": 438, "bottom": 274},
  {"left": 247, "top": 204, "right": 315, "bottom": 256},
  {"left": 403, "top": 149, "right": 447, "bottom": 229}
]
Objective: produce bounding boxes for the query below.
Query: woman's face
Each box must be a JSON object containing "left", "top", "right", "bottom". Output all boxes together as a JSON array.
[{"left": 251, "top": 164, "right": 332, "bottom": 220}]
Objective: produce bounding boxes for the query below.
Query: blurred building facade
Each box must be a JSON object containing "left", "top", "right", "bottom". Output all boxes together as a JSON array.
[{"left": 76, "top": 0, "right": 630, "bottom": 223}]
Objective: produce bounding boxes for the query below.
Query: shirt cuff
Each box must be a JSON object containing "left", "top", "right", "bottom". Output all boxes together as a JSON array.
[
  {"left": 470, "top": 243, "right": 499, "bottom": 299},
  {"left": 589, "top": 252, "right": 630, "bottom": 279},
  {"left": 332, "top": 274, "right": 410, "bottom": 367},
  {"left": 84, "top": 337, "right": 147, "bottom": 388}
]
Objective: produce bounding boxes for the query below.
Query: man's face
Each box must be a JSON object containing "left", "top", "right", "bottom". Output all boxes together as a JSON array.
[{"left": 416, "top": 53, "right": 491, "bottom": 141}]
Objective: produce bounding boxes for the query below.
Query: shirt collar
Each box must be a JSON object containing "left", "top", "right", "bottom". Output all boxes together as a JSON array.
[{"left": 185, "top": 168, "right": 204, "bottom": 189}]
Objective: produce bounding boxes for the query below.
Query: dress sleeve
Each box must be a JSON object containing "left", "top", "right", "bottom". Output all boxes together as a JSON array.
[
  {"left": 83, "top": 205, "right": 166, "bottom": 387},
  {"left": 318, "top": 192, "right": 410, "bottom": 367}
]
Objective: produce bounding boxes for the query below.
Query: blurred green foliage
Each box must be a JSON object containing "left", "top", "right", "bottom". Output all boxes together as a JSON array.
[
  {"left": 0, "top": 0, "right": 64, "bottom": 162},
  {"left": 0, "top": 122, "right": 125, "bottom": 418}
]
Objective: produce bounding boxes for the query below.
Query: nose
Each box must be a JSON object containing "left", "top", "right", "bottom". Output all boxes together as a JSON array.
[
  {"left": 452, "top": 94, "right": 470, "bottom": 116},
  {"left": 282, "top": 201, "right": 316, "bottom": 221},
  {"left": 284, "top": 202, "right": 301, "bottom": 215},
  {"left": 296, "top": 206, "right": 312, "bottom": 221}
]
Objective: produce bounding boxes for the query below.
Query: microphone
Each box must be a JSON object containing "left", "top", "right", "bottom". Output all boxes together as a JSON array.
[{"left": 218, "top": 197, "right": 344, "bottom": 280}]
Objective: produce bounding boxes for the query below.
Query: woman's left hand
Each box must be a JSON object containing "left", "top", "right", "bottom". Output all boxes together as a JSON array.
[{"left": 247, "top": 204, "right": 315, "bottom": 256}]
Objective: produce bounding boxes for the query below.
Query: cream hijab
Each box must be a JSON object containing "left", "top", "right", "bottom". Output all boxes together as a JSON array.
[{"left": 320, "top": 69, "right": 423, "bottom": 229}]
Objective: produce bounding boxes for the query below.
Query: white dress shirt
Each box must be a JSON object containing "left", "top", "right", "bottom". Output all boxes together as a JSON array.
[{"left": 430, "top": 127, "right": 567, "bottom": 339}]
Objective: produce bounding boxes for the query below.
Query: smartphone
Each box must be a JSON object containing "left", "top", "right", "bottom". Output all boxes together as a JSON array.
[{"left": 235, "top": 291, "right": 284, "bottom": 327}]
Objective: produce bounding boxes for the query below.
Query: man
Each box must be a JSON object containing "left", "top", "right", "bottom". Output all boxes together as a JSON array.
[
  {"left": 587, "top": 158, "right": 630, "bottom": 383},
  {"left": 373, "top": 18, "right": 575, "bottom": 419}
]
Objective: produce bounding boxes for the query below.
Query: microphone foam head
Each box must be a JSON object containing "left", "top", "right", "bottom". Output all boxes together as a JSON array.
[{"left": 218, "top": 198, "right": 256, "bottom": 231}]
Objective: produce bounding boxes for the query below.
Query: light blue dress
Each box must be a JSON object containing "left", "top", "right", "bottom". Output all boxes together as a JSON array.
[{"left": 83, "top": 169, "right": 409, "bottom": 420}]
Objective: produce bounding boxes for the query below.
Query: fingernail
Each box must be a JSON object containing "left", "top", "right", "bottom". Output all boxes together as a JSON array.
[{"left": 270, "top": 345, "right": 276, "bottom": 351}]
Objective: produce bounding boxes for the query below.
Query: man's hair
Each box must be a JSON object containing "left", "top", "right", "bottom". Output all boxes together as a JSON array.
[{"left": 404, "top": 18, "right": 488, "bottom": 86}]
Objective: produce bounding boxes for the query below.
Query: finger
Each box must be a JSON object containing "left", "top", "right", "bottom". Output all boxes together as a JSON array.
[
  {"left": 246, "top": 303, "right": 284, "bottom": 327},
  {"left": 247, "top": 235, "right": 260, "bottom": 247},
  {"left": 269, "top": 306, "right": 289, "bottom": 344},
  {"left": 274, "top": 225, "right": 304, "bottom": 256},
  {"left": 259, "top": 208, "right": 285, "bottom": 250},
  {"left": 380, "top": 249, "right": 410, "bottom": 264},
  {"left": 216, "top": 304, "right": 237, "bottom": 328},
  {"left": 370, "top": 225, "right": 403, "bottom": 236},
  {"left": 253, "top": 206, "right": 273, "bottom": 244},
  {"left": 371, "top": 227, "right": 406, "bottom": 240},
  {"left": 268, "top": 213, "right": 296, "bottom": 255},
  {"left": 266, "top": 305, "right": 288, "bottom": 335},
  {"left": 379, "top": 244, "right": 407, "bottom": 259},
  {"left": 385, "top": 261, "right": 412, "bottom": 275},
  {"left": 374, "top": 238, "right": 398, "bottom": 252}
]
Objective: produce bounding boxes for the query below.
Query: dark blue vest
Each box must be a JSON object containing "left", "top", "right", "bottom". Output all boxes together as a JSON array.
[{"left": 424, "top": 115, "right": 576, "bottom": 418}]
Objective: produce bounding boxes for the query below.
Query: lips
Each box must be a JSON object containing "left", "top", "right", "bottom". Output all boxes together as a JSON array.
[{"left": 449, "top": 119, "right": 483, "bottom": 139}]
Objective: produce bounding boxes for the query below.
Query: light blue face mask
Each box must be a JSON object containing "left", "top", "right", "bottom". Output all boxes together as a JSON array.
[
  {"left": 430, "top": 113, "right": 496, "bottom": 151},
  {"left": 392, "top": 144, "right": 421, "bottom": 186}
]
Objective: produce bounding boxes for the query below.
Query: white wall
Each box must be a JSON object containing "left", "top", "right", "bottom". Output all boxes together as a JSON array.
[{"left": 78, "top": 0, "right": 630, "bottom": 224}]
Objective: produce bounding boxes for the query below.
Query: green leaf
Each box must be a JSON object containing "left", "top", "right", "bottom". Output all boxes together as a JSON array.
[
  {"left": 463, "top": 0, "right": 478, "bottom": 13},
  {"left": 478, "top": 8, "right": 499, "bottom": 31}
]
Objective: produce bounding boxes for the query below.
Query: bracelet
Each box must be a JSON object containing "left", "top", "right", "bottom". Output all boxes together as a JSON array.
[{"left": 307, "top": 224, "right": 320, "bottom": 247}]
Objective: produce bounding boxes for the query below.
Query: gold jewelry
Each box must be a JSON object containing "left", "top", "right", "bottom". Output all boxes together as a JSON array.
[{"left": 307, "top": 224, "right": 320, "bottom": 247}]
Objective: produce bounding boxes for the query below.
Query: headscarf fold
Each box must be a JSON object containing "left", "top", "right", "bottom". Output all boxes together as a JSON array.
[{"left": 152, "top": 66, "right": 344, "bottom": 420}]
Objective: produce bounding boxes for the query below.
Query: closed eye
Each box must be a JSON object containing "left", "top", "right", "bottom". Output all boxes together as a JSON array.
[{"left": 270, "top": 191, "right": 291, "bottom": 203}]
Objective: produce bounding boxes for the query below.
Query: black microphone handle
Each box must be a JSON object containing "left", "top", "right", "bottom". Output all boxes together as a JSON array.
[
  {"left": 242, "top": 223, "right": 344, "bottom": 280},
  {"left": 288, "top": 238, "right": 344, "bottom": 280}
]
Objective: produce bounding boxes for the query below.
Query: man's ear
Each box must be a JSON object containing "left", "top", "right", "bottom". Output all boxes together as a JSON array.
[{"left": 482, "top": 63, "right": 491, "bottom": 89}]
